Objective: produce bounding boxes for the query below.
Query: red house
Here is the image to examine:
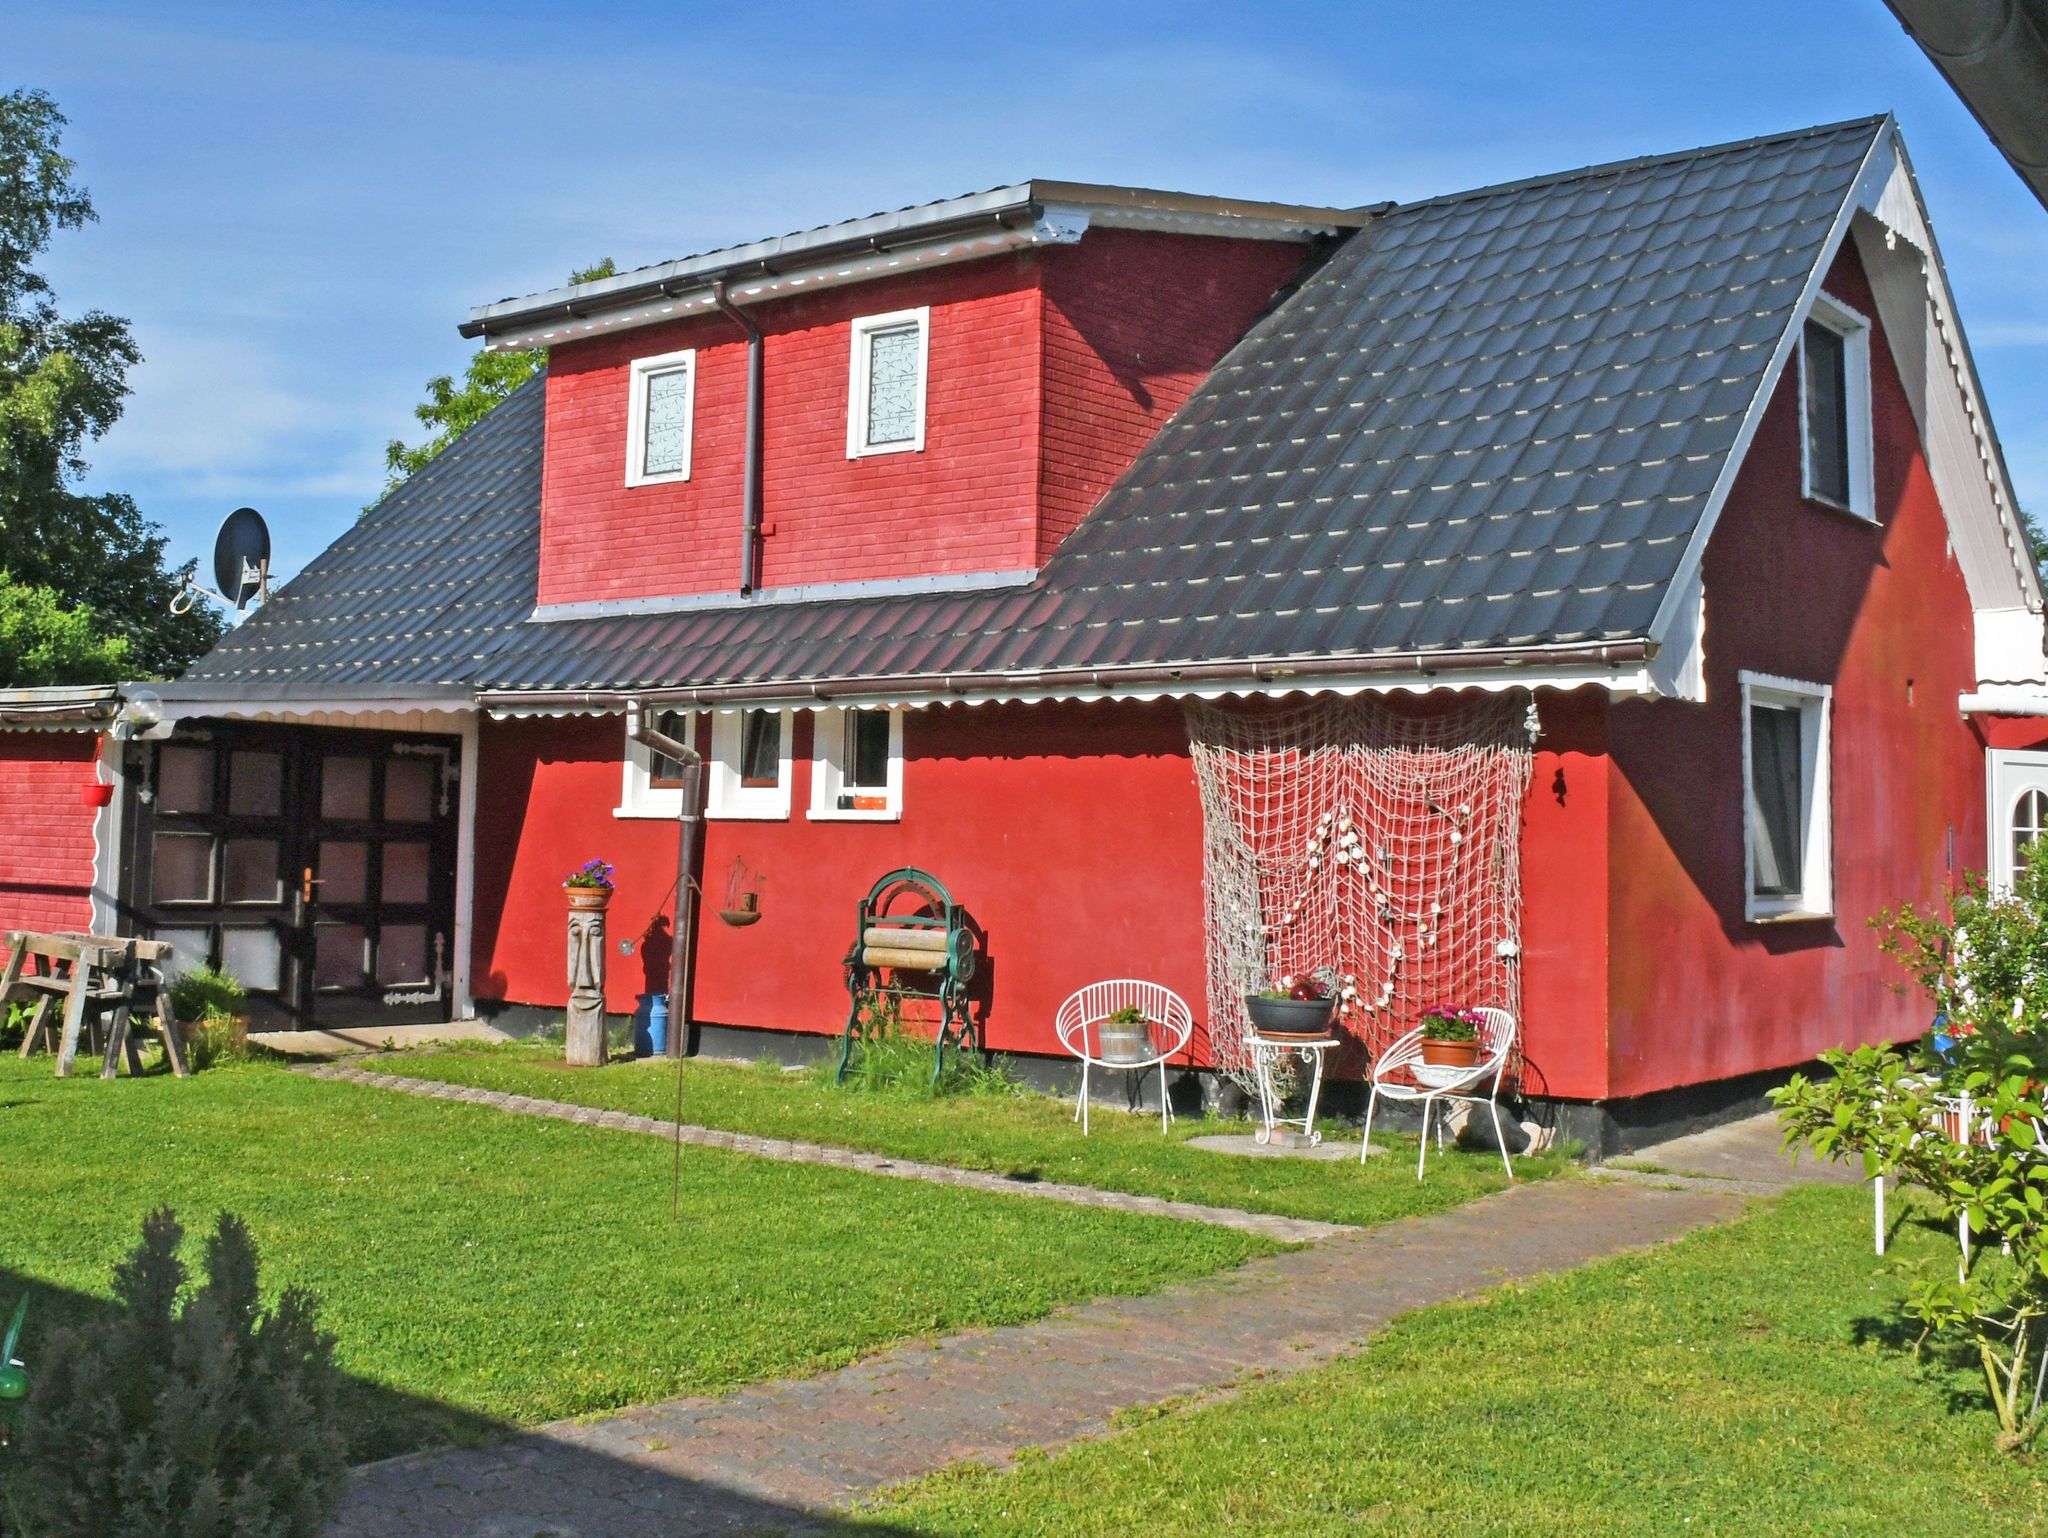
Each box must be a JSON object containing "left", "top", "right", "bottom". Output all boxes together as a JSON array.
[{"left": 102, "top": 114, "right": 2046, "bottom": 1146}]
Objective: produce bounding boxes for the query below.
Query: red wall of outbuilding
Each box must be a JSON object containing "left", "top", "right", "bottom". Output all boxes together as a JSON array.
[
  {"left": 0, "top": 733, "right": 102, "bottom": 935},
  {"left": 1600, "top": 243, "right": 1985, "bottom": 1099}
]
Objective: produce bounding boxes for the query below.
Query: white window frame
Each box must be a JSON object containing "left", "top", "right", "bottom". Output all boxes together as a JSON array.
[
  {"left": 846, "top": 307, "right": 929, "bottom": 459},
  {"left": 707, "top": 709, "right": 793, "bottom": 820},
  {"left": 1739, "top": 670, "right": 1834, "bottom": 923},
  {"left": 808, "top": 707, "right": 904, "bottom": 822},
  {"left": 615, "top": 708, "right": 696, "bottom": 820},
  {"left": 1797, "top": 294, "right": 1874, "bottom": 522},
  {"left": 624, "top": 348, "right": 697, "bottom": 487}
]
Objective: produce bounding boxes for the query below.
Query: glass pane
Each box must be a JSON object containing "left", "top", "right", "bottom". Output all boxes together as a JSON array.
[
  {"left": 152, "top": 832, "right": 215, "bottom": 903},
  {"left": 314, "top": 925, "right": 366, "bottom": 990},
  {"left": 2015, "top": 790, "right": 2048, "bottom": 877},
  {"left": 227, "top": 751, "right": 284, "bottom": 816},
  {"left": 864, "top": 324, "right": 920, "bottom": 447},
  {"left": 384, "top": 759, "right": 436, "bottom": 822},
  {"left": 641, "top": 366, "right": 691, "bottom": 477},
  {"left": 156, "top": 746, "right": 214, "bottom": 814},
  {"left": 849, "top": 710, "right": 891, "bottom": 790},
  {"left": 223, "top": 839, "right": 282, "bottom": 904},
  {"left": 321, "top": 757, "right": 372, "bottom": 820},
  {"left": 1748, "top": 705, "right": 1805, "bottom": 897},
  {"left": 740, "top": 711, "right": 780, "bottom": 787},
  {"left": 376, "top": 925, "right": 430, "bottom": 987},
  {"left": 650, "top": 708, "right": 692, "bottom": 789},
  {"left": 1804, "top": 320, "right": 1849, "bottom": 505},
  {"left": 220, "top": 927, "right": 283, "bottom": 992},
  {"left": 153, "top": 928, "right": 211, "bottom": 979},
  {"left": 382, "top": 842, "right": 432, "bottom": 905},
  {"left": 319, "top": 841, "right": 368, "bottom": 904}
]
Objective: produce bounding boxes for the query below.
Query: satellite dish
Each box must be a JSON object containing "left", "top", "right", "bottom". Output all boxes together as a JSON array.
[{"left": 212, "top": 508, "right": 271, "bottom": 611}]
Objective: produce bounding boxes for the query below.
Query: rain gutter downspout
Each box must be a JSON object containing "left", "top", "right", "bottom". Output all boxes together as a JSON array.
[
  {"left": 712, "top": 282, "right": 764, "bottom": 597},
  {"left": 625, "top": 700, "right": 704, "bottom": 1059}
]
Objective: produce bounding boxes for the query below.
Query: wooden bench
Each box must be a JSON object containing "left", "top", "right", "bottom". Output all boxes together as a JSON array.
[{"left": 1, "top": 931, "right": 188, "bottom": 1079}]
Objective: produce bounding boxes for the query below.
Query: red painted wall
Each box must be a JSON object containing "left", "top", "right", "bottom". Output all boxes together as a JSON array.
[
  {"left": 0, "top": 734, "right": 102, "bottom": 934},
  {"left": 1036, "top": 230, "right": 1304, "bottom": 561},
  {"left": 537, "top": 233, "right": 1305, "bottom": 608},
  {"left": 470, "top": 702, "right": 1212, "bottom": 1057},
  {"left": 1601, "top": 243, "right": 1986, "bottom": 1099}
]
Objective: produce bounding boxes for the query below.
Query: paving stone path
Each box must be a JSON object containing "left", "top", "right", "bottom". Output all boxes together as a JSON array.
[
  {"left": 326, "top": 1171, "right": 1739, "bottom": 1537},
  {"left": 295, "top": 1063, "right": 1352, "bottom": 1244}
]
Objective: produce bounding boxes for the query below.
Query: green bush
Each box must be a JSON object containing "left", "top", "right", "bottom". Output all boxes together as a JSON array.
[
  {"left": 11, "top": 1208, "right": 345, "bottom": 1535},
  {"left": 168, "top": 965, "right": 245, "bottom": 1026},
  {"left": 829, "top": 995, "right": 1015, "bottom": 1099}
]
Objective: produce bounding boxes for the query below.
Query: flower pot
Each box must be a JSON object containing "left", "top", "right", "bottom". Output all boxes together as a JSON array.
[
  {"left": 1097, "top": 1022, "right": 1154, "bottom": 1064},
  {"left": 1420, "top": 1036, "right": 1481, "bottom": 1068},
  {"left": 82, "top": 782, "right": 114, "bottom": 808},
  {"left": 565, "top": 885, "right": 612, "bottom": 912},
  {"left": 1244, "top": 994, "right": 1336, "bottom": 1037}
]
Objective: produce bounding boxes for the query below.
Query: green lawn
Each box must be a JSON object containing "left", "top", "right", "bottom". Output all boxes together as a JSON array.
[
  {"left": 0, "top": 1056, "right": 1268, "bottom": 1464},
  {"left": 825, "top": 1183, "right": 2047, "bottom": 1537},
  {"left": 378, "top": 1042, "right": 1562, "bottom": 1227}
]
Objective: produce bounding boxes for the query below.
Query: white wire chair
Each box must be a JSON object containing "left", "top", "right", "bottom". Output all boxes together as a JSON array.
[
  {"left": 1361, "top": 1006, "right": 1518, "bottom": 1179},
  {"left": 1054, "top": 980, "right": 1193, "bottom": 1135}
]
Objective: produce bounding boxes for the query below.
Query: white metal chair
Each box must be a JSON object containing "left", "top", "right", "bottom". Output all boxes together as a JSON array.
[
  {"left": 1054, "top": 980, "right": 1193, "bottom": 1134},
  {"left": 1361, "top": 1006, "right": 1518, "bottom": 1179}
]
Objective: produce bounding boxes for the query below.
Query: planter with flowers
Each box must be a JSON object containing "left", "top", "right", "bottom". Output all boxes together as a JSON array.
[
  {"left": 1244, "top": 973, "right": 1336, "bottom": 1039},
  {"left": 1418, "top": 1006, "right": 1485, "bottom": 1068},
  {"left": 565, "top": 859, "right": 615, "bottom": 910}
]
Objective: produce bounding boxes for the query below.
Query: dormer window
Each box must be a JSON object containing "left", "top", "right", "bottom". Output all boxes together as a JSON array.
[
  {"left": 625, "top": 349, "right": 696, "bottom": 487},
  {"left": 1798, "top": 297, "right": 1872, "bottom": 520},
  {"left": 848, "top": 308, "right": 928, "bottom": 458}
]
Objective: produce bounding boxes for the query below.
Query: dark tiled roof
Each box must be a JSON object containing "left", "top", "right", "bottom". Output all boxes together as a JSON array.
[{"left": 175, "top": 117, "right": 1886, "bottom": 701}]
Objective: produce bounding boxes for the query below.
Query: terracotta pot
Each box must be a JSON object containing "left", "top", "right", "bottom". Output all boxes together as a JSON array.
[
  {"left": 565, "top": 885, "right": 612, "bottom": 911},
  {"left": 82, "top": 782, "right": 114, "bottom": 807},
  {"left": 1420, "top": 1036, "right": 1481, "bottom": 1068}
]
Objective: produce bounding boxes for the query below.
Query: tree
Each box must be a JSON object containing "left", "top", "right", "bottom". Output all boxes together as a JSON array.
[
  {"left": 379, "top": 257, "right": 616, "bottom": 499},
  {"left": 0, "top": 88, "right": 224, "bottom": 682}
]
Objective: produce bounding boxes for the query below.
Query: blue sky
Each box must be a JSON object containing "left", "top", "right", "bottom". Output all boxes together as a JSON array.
[{"left": 11, "top": 0, "right": 2048, "bottom": 584}]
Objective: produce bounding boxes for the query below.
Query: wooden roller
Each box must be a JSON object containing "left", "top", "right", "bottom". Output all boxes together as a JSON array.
[
  {"left": 862, "top": 926, "right": 947, "bottom": 953},
  {"left": 861, "top": 944, "right": 949, "bottom": 971}
]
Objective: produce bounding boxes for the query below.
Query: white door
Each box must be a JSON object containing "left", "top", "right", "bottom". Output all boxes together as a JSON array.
[{"left": 1988, "top": 749, "right": 2048, "bottom": 891}]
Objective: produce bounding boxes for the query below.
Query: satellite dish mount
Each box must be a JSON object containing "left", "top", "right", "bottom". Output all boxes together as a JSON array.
[{"left": 171, "top": 507, "right": 271, "bottom": 615}]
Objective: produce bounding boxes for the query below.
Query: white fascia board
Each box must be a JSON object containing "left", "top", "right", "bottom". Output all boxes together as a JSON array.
[
  {"left": 1961, "top": 686, "right": 2048, "bottom": 717},
  {"left": 481, "top": 216, "right": 1089, "bottom": 355},
  {"left": 1974, "top": 606, "right": 2048, "bottom": 688}
]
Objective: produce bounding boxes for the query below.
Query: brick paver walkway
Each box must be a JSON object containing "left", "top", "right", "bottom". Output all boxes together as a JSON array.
[
  {"left": 296, "top": 1063, "right": 1352, "bottom": 1244},
  {"left": 329, "top": 1177, "right": 1738, "bottom": 1537}
]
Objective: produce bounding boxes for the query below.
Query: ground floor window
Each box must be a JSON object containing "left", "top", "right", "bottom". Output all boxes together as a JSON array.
[
  {"left": 708, "top": 709, "right": 792, "bottom": 819},
  {"left": 617, "top": 707, "right": 696, "bottom": 819},
  {"left": 810, "top": 707, "right": 904, "bottom": 820},
  {"left": 1739, "top": 671, "right": 1833, "bottom": 921}
]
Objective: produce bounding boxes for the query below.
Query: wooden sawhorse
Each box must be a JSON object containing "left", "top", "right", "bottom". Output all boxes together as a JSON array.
[{"left": 0, "top": 932, "right": 188, "bottom": 1078}]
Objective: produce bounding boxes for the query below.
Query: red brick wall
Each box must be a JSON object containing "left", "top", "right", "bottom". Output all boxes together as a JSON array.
[
  {"left": 1601, "top": 241, "right": 1987, "bottom": 1099},
  {"left": 0, "top": 733, "right": 102, "bottom": 934},
  {"left": 1037, "top": 230, "right": 1305, "bottom": 561}
]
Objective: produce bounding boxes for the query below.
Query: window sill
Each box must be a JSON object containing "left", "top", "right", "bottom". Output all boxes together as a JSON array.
[
  {"left": 1801, "top": 492, "right": 1877, "bottom": 526},
  {"left": 613, "top": 805, "right": 684, "bottom": 821},
  {"left": 1747, "top": 906, "right": 1834, "bottom": 925},
  {"left": 624, "top": 471, "right": 692, "bottom": 490},
  {"left": 707, "top": 806, "right": 791, "bottom": 822},
  {"left": 808, "top": 806, "right": 902, "bottom": 823},
  {"left": 846, "top": 440, "right": 922, "bottom": 460}
]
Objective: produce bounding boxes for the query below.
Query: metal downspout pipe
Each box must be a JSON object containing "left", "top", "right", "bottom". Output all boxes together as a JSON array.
[
  {"left": 625, "top": 699, "right": 704, "bottom": 1058},
  {"left": 712, "top": 282, "right": 764, "bottom": 596}
]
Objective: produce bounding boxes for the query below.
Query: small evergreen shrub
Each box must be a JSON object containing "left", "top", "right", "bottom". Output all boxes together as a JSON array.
[{"left": 12, "top": 1208, "right": 345, "bottom": 1536}]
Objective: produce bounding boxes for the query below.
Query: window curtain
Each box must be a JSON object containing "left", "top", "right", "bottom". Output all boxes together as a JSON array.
[{"left": 1749, "top": 704, "right": 1804, "bottom": 897}]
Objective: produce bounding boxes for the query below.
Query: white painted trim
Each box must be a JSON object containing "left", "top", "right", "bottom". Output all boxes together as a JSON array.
[
  {"left": 1797, "top": 293, "right": 1876, "bottom": 522},
  {"left": 529, "top": 568, "right": 1036, "bottom": 624},
  {"left": 1987, "top": 748, "right": 2048, "bottom": 889},
  {"left": 452, "top": 711, "right": 478, "bottom": 1017},
  {"left": 707, "top": 708, "right": 793, "bottom": 820},
  {"left": 1738, "top": 670, "right": 1834, "bottom": 923},
  {"left": 615, "top": 706, "right": 696, "bottom": 819},
  {"left": 90, "top": 733, "right": 123, "bottom": 937},
  {"left": 808, "top": 707, "right": 904, "bottom": 822},
  {"left": 624, "top": 348, "right": 696, "bottom": 487},
  {"left": 847, "top": 306, "right": 929, "bottom": 458}
]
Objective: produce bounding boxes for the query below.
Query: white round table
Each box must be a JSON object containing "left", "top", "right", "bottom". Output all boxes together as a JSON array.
[{"left": 1245, "top": 1033, "right": 1341, "bottom": 1146}]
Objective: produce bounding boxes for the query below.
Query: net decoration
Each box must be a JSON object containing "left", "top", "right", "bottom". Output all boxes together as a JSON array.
[{"left": 1185, "top": 693, "right": 1536, "bottom": 1092}]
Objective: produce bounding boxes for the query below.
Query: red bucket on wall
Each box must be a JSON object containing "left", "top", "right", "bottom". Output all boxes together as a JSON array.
[{"left": 82, "top": 782, "right": 113, "bottom": 808}]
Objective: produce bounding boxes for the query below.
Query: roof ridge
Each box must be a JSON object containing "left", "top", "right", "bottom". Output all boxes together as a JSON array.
[{"left": 1389, "top": 113, "right": 1891, "bottom": 217}]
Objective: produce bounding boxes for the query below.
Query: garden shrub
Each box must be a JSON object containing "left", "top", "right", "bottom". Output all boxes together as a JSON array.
[
  {"left": 168, "top": 965, "right": 245, "bottom": 1027},
  {"left": 828, "top": 993, "right": 1016, "bottom": 1099},
  {"left": 10, "top": 1208, "right": 345, "bottom": 1536}
]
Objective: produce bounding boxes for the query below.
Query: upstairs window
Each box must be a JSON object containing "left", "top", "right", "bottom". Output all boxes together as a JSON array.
[
  {"left": 1798, "top": 297, "right": 1872, "bottom": 520},
  {"left": 708, "top": 709, "right": 792, "bottom": 819},
  {"left": 848, "top": 308, "right": 928, "bottom": 458},
  {"left": 625, "top": 349, "right": 696, "bottom": 487},
  {"left": 1741, "top": 672, "right": 1833, "bottom": 922},
  {"left": 810, "top": 707, "right": 904, "bottom": 821},
  {"left": 617, "top": 708, "right": 696, "bottom": 819}
]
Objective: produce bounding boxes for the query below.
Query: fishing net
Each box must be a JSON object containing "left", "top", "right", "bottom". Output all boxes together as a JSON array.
[{"left": 1185, "top": 693, "right": 1536, "bottom": 1090}]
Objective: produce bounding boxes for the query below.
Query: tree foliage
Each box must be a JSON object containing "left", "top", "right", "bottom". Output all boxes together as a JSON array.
[
  {"left": 379, "top": 257, "right": 616, "bottom": 500},
  {"left": 12, "top": 1208, "right": 345, "bottom": 1536},
  {"left": 0, "top": 88, "right": 224, "bottom": 682}
]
